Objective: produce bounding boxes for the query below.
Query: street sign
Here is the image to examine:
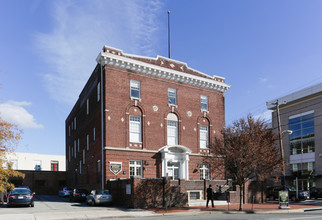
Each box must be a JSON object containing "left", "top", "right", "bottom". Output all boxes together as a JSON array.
[{"left": 279, "top": 190, "right": 290, "bottom": 209}]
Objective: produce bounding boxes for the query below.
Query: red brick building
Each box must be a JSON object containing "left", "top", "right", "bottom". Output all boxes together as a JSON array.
[{"left": 66, "top": 46, "right": 231, "bottom": 190}]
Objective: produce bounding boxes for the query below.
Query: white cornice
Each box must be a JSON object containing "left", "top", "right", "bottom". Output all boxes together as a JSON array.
[{"left": 96, "top": 51, "right": 231, "bottom": 93}]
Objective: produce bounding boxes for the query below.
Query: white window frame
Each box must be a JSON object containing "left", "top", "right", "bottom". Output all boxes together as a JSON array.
[
  {"left": 200, "top": 164, "right": 209, "bottom": 180},
  {"left": 168, "top": 88, "right": 177, "bottom": 105},
  {"left": 200, "top": 125, "right": 209, "bottom": 149},
  {"left": 129, "top": 160, "right": 142, "bottom": 178},
  {"left": 201, "top": 95, "right": 208, "bottom": 111},
  {"left": 167, "top": 120, "right": 178, "bottom": 145},
  {"left": 129, "top": 115, "right": 142, "bottom": 143},
  {"left": 130, "top": 80, "right": 141, "bottom": 99}
]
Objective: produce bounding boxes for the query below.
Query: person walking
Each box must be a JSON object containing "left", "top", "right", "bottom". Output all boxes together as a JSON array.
[{"left": 206, "top": 184, "right": 214, "bottom": 208}]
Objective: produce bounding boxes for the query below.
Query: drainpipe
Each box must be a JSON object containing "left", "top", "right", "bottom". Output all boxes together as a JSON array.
[{"left": 100, "top": 63, "right": 105, "bottom": 191}]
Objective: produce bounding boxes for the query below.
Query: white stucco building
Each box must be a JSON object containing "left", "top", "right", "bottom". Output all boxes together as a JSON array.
[{"left": 5, "top": 152, "right": 66, "bottom": 172}]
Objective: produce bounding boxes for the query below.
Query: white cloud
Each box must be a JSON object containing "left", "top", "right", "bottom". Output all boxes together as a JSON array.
[
  {"left": 259, "top": 77, "right": 268, "bottom": 83},
  {"left": 0, "top": 101, "right": 44, "bottom": 129},
  {"left": 34, "top": 0, "right": 164, "bottom": 105}
]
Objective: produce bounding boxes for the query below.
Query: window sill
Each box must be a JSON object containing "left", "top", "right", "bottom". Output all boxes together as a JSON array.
[
  {"left": 130, "top": 97, "right": 141, "bottom": 102},
  {"left": 168, "top": 104, "right": 178, "bottom": 108}
]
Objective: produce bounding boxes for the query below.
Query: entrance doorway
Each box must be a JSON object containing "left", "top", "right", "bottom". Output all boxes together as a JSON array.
[{"left": 167, "top": 161, "right": 180, "bottom": 180}]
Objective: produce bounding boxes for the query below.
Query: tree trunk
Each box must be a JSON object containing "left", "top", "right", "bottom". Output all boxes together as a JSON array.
[{"left": 239, "top": 184, "right": 243, "bottom": 211}]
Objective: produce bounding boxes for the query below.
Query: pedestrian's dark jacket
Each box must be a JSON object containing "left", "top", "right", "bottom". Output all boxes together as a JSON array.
[{"left": 207, "top": 187, "right": 213, "bottom": 198}]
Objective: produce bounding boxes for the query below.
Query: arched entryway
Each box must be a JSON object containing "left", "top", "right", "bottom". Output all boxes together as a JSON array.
[{"left": 159, "top": 145, "right": 192, "bottom": 180}]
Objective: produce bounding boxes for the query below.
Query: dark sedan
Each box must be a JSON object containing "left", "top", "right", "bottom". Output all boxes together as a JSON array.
[
  {"left": 310, "top": 188, "right": 322, "bottom": 199},
  {"left": 7, "top": 188, "right": 35, "bottom": 207},
  {"left": 70, "top": 189, "right": 89, "bottom": 202}
]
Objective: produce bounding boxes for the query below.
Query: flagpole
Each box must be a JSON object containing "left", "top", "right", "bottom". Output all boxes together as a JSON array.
[{"left": 168, "top": 11, "right": 171, "bottom": 59}]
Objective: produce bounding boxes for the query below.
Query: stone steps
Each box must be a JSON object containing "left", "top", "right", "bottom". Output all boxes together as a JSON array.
[{"left": 188, "top": 200, "right": 228, "bottom": 207}]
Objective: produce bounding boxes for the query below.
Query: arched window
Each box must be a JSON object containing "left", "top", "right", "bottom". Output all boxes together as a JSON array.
[{"left": 167, "top": 113, "right": 178, "bottom": 145}]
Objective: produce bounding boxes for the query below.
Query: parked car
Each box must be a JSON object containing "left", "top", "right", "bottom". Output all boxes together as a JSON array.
[
  {"left": 266, "top": 185, "right": 310, "bottom": 201},
  {"left": 58, "top": 187, "right": 73, "bottom": 197},
  {"left": 86, "top": 190, "right": 112, "bottom": 206},
  {"left": 7, "top": 188, "right": 35, "bottom": 207},
  {"left": 310, "top": 188, "right": 322, "bottom": 199},
  {"left": 16, "top": 186, "right": 30, "bottom": 190},
  {"left": 69, "top": 189, "right": 89, "bottom": 202}
]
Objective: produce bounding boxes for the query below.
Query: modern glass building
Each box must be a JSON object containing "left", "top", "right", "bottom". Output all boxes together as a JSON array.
[{"left": 267, "top": 82, "right": 322, "bottom": 190}]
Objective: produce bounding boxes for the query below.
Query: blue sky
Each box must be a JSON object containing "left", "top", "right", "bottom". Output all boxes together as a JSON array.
[{"left": 1, "top": 0, "right": 322, "bottom": 156}]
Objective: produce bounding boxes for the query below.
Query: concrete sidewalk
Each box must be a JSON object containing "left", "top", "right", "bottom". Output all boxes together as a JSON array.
[
  {"left": 149, "top": 201, "right": 322, "bottom": 215},
  {"left": 1, "top": 202, "right": 322, "bottom": 220},
  {"left": 0, "top": 209, "right": 159, "bottom": 220}
]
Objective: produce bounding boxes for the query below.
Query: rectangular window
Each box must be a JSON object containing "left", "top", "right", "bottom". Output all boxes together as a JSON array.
[
  {"left": 167, "top": 121, "right": 178, "bottom": 145},
  {"left": 33, "top": 160, "right": 42, "bottom": 171},
  {"left": 87, "top": 98, "right": 89, "bottom": 115},
  {"left": 97, "top": 82, "right": 101, "bottom": 102},
  {"left": 9, "top": 159, "right": 18, "bottom": 170},
  {"left": 87, "top": 134, "right": 89, "bottom": 151},
  {"left": 129, "top": 160, "right": 142, "bottom": 178},
  {"left": 69, "top": 146, "right": 71, "bottom": 162},
  {"left": 69, "top": 125, "right": 70, "bottom": 136},
  {"left": 51, "top": 161, "right": 59, "bottom": 171},
  {"left": 200, "top": 164, "right": 209, "bottom": 180},
  {"left": 83, "top": 149, "right": 85, "bottom": 164},
  {"left": 168, "top": 88, "right": 177, "bottom": 105},
  {"left": 129, "top": 116, "right": 142, "bottom": 143},
  {"left": 201, "top": 95, "right": 208, "bottom": 111},
  {"left": 289, "top": 112, "right": 314, "bottom": 155},
  {"left": 74, "top": 117, "right": 76, "bottom": 130},
  {"left": 130, "top": 80, "right": 140, "bottom": 99},
  {"left": 200, "top": 126, "right": 209, "bottom": 149},
  {"left": 77, "top": 139, "right": 80, "bottom": 152},
  {"left": 74, "top": 140, "right": 77, "bottom": 158}
]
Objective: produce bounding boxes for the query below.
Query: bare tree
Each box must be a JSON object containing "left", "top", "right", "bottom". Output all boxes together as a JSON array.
[{"left": 207, "top": 115, "right": 281, "bottom": 211}]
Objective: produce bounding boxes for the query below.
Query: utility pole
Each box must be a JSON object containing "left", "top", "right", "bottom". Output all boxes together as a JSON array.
[{"left": 275, "top": 100, "right": 286, "bottom": 189}]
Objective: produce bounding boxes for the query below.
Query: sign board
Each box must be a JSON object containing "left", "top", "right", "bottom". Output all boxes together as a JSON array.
[
  {"left": 110, "top": 162, "right": 122, "bottom": 175},
  {"left": 126, "top": 184, "right": 131, "bottom": 195},
  {"left": 279, "top": 190, "right": 290, "bottom": 209}
]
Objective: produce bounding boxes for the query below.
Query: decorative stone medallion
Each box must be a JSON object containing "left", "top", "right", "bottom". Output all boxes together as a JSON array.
[
  {"left": 187, "top": 111, "right": 192, "bottom": 117},
  {"left": 153, "top": 105, "right": 158, "bottom": 112}
]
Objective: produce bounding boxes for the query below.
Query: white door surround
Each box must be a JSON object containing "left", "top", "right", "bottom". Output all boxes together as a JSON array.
[{"left": 159, "top": 145, "right": 192, "bottom": 180}]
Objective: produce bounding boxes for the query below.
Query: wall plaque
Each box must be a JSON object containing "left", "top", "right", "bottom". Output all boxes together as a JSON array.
[{"left": 110, "top": 162, "right": 122, "bottom": 175}]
